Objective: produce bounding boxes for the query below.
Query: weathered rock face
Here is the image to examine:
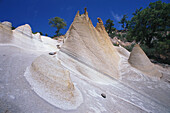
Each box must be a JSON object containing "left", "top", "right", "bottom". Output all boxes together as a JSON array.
[
  {"left": 15, "top": 24, "right": 32, "bottom": 38},
  {"left": 0, "top": 21, "right": 58, "bottom": 52},
  {"left": 128, "top": 44, "right": 162, "bottom": 78},
  {"left": 32, "top": 32, "right": 42, "bottom": 41},
  {"left": 0, "top": 21, "right": 13, "bottom": 43},
  {"left": 31, "top": 55, "right": 74, "bottom": 97},
  {"left": 1, "top": 21, "right": 12, "bottom": 30},
  {"left": 1, "top": 13, "right": 170, "bottom": 113},
  {"left": 27, "top": 55, "right": 83, "bottom": 110},
  {"left": 58, "top": 9, "right": 120, "bottom": 79}
]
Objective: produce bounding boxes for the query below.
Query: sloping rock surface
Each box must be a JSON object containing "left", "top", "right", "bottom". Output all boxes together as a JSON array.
[
  {"left": 15, "top": 24, "right": 32, "bottom": 38},
  {"left": 58, "top": 9, "right": 120, "bottom": 79},
  {"left": 128, "top": 44, "right": 162, "bottom": 78},
  {"left": 0, "top": 22, "right": 58, "bottom": 51},
  {"left": 25, "top": 55, "right": 83, "bottom": 110},
  {"left": 0, "top": 12, "right": 170, "bottom": 113}
]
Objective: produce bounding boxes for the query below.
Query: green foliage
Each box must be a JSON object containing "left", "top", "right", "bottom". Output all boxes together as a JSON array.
[
  {"left": 109, "top": 32, "right": 116, "bottom": 38},
  {"left": 12, "top": 26, "right": 15, "bottom": 30},
  {"left": 105, "top": 19, "right": 116, "bottom": 36},
  {"left": 140, "top": 44, "right": 156, "bottom": 58},
  {"left": 45, "top": 33, "right": 48, "bottom": 36},
  {"left": 132, "top": 7, "right": 142, "bottom": 16},
  {"left": 113, "top": 43, "right": 119, "bottom": 46},
  {"left": 140, "top": 43, "right": 169, "bottom": 64},
  {"left": 32, "top": 32, "right": 38, "bottom": 34},
  {"left": 126, "top": 1, "right": 170, "bottom": 64},
  {"left": 119, "top": 15, "right": 128, "bottom": 30},
  {"left": 118, "top": 33, "right": 127, "bottom": 41},
  {"left": 104, "top": 1, "right": 170, "bottom": 64},
  {"left": 32, "top": 31, "right": 43, "bottom": 35},
  {"left": 39, "top": 32, "right": 43, "bottom": 35},
  {"left": 128, "top": 1, "right": 170, "bottom": 48},
  {"left": 49, "top": 17, "right": 67, "bottom": 36}
]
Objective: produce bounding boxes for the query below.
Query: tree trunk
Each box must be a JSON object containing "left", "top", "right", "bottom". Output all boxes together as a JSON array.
[
  {"left": 146, "top": 36, "right": 152, "bottom": 48},
  {"left": 56, "top": 29, "right": 60, "bottom": 36}
]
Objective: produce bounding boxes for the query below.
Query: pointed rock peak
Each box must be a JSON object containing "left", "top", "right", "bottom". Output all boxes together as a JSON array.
[
  {"left": 25, "top": 24, "right": 31, "bottom": 28},
  {"left": 0, "top": 21, "right": 12, "bottom": 30},
  {"left": 84, "top": 7, "right": 88, "bottom": 15},
  {"left": 134, "top": 44, "right": 141, "bottom": 49},
  {"left": 128, "top": 44, "right": 162, "bottom": 78},
  {"left": 130, "top": 44, "right": 148, "bottom": 57},
  {"left": 128, "top": 44, "right": 151, "bottom": 65},
  {"left": 73, "top": 8, "right": 89, "bottom": 22},
  {"left": 96, "top": 17, "right": 107, "bottom": 34},
  {"left": 97, "top": 18, "right": 103, "bottom": 24},
  {"left": 15, "top": 24, "right": 32, "bottom": 38},
  {"left": 1, "top": 21, "right": 12, "bottom": 28},
  {"left": 15, "top": 24, "right": 32, "bottom": 31},
  {"left": 75, "top": 10, "right": 80, "bottom": 17},
  {"left": 59, "top": 9, "right": 120, "bottom": 80}
]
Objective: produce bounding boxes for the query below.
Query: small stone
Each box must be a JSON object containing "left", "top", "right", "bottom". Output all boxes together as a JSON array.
[
  {"left": 57, "top": 45, "right": 60, "bottom": 49},
  {"left": 49, "top": 52, "right": 56, "bottom": 55},
  {"left": 101, "top": 93, "right": 106, "bottom": 98}
]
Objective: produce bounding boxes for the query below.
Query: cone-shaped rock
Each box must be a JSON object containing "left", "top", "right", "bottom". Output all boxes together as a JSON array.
[
  {"left": 15, "top": 24, "right": 32, "bottom": 38},
  {"left": 128, "top": 44, "right": 162, "bottom": 78},
  {"left": 58, "top": 9, "right": 120, "bottom": 79},
  {"left": 26, "top": 55, "right": 83, "bottom": 110}
]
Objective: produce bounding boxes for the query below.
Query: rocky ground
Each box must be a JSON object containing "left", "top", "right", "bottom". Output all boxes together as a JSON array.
[
  {"left": 0, "top": 44, "right": 170, "bottom": 113},
  {"left": 0, "top": 10, "right": 170, "bottom": 113}
]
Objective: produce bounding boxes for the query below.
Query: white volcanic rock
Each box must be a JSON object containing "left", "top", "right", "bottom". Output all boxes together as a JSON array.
[
  {"left": 128, "top": 44, "right": 162, "bottom": 78},
  {"left": 41, "top": 36, "right": 59, "bottom": 50},
  {"left": 0, "top": 21, "right": 13, "bottom": 43},
  {"left": 1, "top": 21, "right": 12, "bottom": 30},
  {"left": 32, "top": 32, "right": 42, "bottom": 41},
  {"left": 15, "top": 24, "right": 32, "bottom": 38},
  {"left": 0, "top": 11, "right": 170, "bottom": 113},
  {"left": 115, "top": 46, "right": 130, "bottom": 58},
  {"left": 0, "top": 22, "right": 58, "bottom": 52},
  {"left": 25, "top": 55, "right": 83, "bottom": 110},
  {"left": 58, "top": 9, "right": 120, "bottom": 80},
  {"left": 6, "top": 23, "right": 58, "bottom": 51}
]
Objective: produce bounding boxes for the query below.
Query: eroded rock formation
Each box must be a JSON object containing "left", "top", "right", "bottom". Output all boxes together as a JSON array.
[
  {"left": 1, "top": 10, "right": 170, "bottom": 113},
  {"left": 128, "top": 44, "right": 162, "bottom": 78},
  {"left": 58, "top": 8, "right": 120, "bottom": 79},
  {"left": 0, "top": 21, "right": 13, "bottom": 43},
  {"left": 26, "top": 55, "right": 83, "bottom": 110},
  {"left": 15, "top": 24, "right": 32, "bottom": 38},
  {"left": 1, "top": 21, "right": 12, "bottom": 30}
]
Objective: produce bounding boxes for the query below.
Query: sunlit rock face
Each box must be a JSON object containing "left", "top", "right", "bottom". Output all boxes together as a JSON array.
[
  {"left": 58, "top": 8, "right": 120, "bottom": 80},
  {"left": 26, "top": 55, "right": 83, "bottom": 110},
  {"left": 32, "top": 32, "right": 42, "bottom": 41},
  {"left": 128, "top": 44, "right": 162, "bottom": 78},
  {"left": 0, "top": 21, "right": 13, "bottom": 43},
  {"left": 31, "top": 55, "right": 75, "bottom": 94},
  {"left": 15, "top": 24, "right": 32, "bottom": 38},
  {"left": 1, "top": 21, "right": 12, "bottom": 30},
  {"left": 1, "top": 9, "right": 170, "bottom": 113}
]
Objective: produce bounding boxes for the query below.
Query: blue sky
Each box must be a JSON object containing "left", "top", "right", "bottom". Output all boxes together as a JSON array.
[{"left": 0, "top": 0, "right": 169, "bottom": 36}]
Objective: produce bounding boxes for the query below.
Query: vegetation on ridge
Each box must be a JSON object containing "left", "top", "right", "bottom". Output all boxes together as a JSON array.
[
  {"left": 49, "top": 17, "right": 67, "bottom": 37},
  {"left": 105, "top": 1, "right": 170, "bottom": 64}
]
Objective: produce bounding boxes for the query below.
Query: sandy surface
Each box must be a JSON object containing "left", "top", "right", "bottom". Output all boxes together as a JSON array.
[{"left": 1, "top": 44, "right": 170, "bottom": 113}]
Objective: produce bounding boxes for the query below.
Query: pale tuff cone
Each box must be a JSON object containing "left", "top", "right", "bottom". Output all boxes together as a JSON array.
[{"left": 128, "top": 44, "right": 162, "bottom": 78}]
